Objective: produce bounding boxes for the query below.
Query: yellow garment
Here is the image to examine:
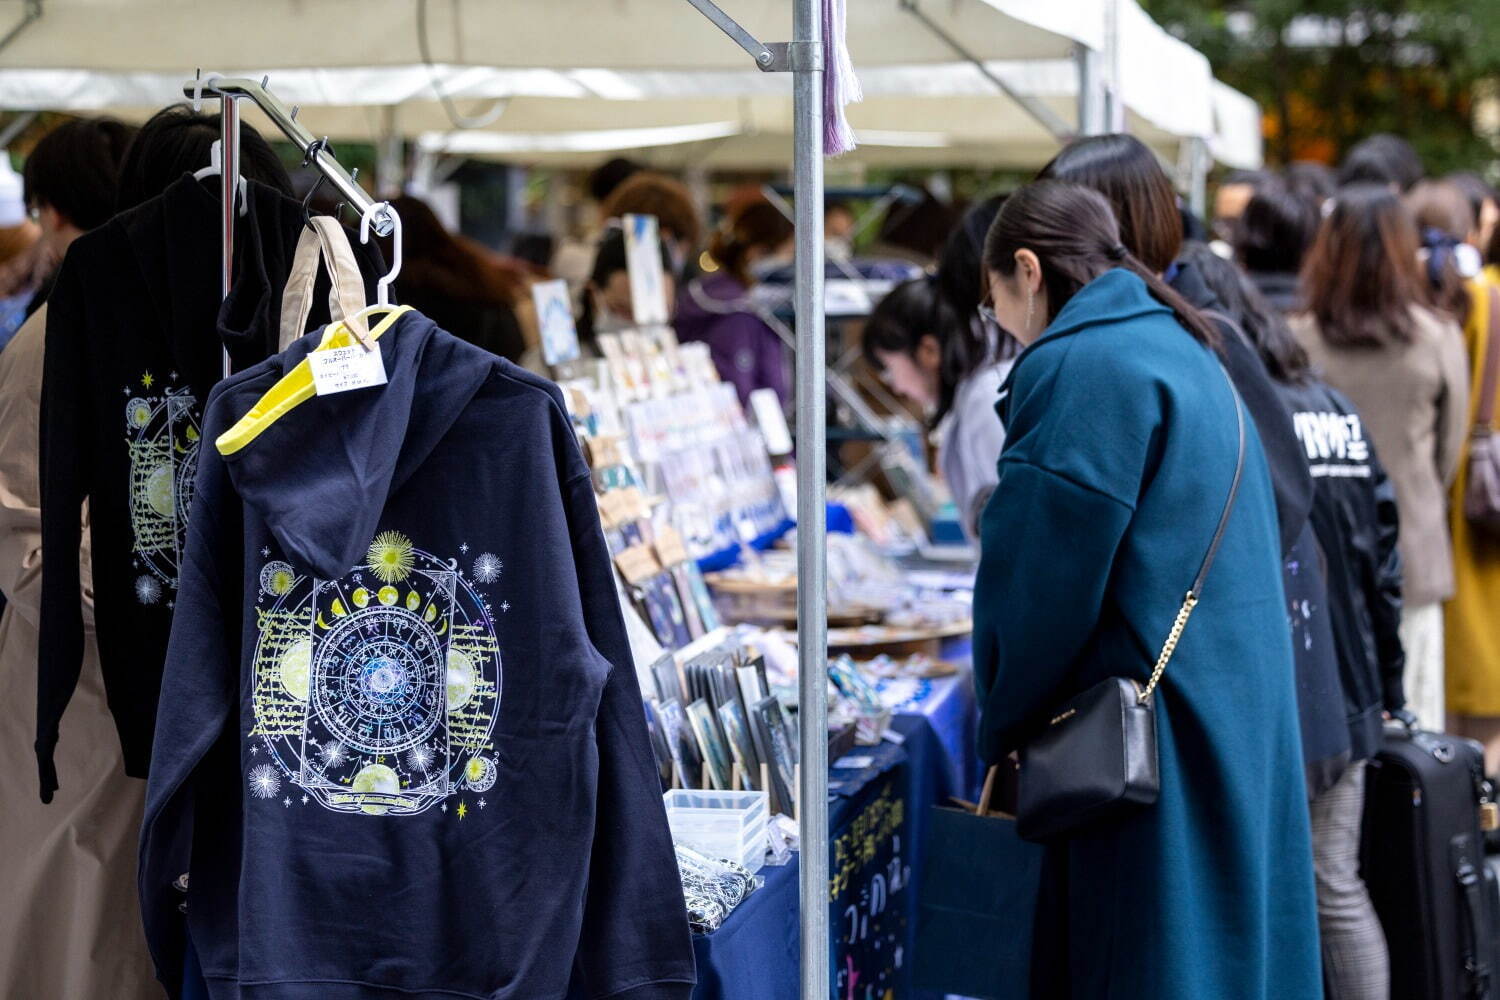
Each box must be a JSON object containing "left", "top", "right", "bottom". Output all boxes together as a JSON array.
[{"left": 1447, "top": 266, "right": 1500, "bottom": 715}]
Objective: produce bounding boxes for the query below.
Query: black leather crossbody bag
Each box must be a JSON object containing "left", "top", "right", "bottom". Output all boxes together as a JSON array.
[{"left": 1015, "top": 366, "right": 1247, "bottom": 843}]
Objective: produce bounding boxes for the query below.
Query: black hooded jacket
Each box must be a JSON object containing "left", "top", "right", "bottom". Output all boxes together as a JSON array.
[
  {"left": 1170, "top": 259, "right": 1314, "bottom": 558},
  {"left": 140, "top": 308, "right": 694, "bottom": 999},
  {"left": 37, "top": 176, "right": 386, "bottom": 801},
  {"left": 1279, "top": 377, "right": 1406, "bottom": 761}
]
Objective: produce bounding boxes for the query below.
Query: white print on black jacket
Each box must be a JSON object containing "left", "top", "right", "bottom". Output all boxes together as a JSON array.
[{"left": 1293, "top": 409, "right": 1372, "bottom": 479}]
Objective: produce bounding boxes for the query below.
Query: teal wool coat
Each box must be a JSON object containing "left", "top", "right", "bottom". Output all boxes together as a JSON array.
[{"left": 973, "top": 270, "right": 1321, "bottom": 998}]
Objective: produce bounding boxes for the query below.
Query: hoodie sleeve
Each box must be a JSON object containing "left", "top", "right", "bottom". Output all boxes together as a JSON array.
[
  {"left": 36, "top": 248, "right": 94, "bottom": 801},
  {"left": 138, "top": 391, "right": 243, "bottom": 993},
  {"left": 1366, "top": 447, "right": 1406, "bottom": 713},
  {"left": 562, "top": 467, "right": 695, "bottom": 1000}
]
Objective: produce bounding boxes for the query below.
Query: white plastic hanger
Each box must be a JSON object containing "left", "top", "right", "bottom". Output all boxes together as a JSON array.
[
  {"left": 193, "top": 139, "right": 248, "bottom": 217},
  {"left": 359, "top": 201, "right": 403, "bottom": 309}
]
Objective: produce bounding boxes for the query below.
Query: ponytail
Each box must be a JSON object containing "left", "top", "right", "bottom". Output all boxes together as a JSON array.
[
  {"left": 710, "top": 201, "right": 794, "bottom": 286},
  {"left": 984, "top": 180, "right": 1219, "bottom": 348}
]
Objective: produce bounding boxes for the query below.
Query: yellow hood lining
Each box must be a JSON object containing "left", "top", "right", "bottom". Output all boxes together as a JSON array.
[{"left": 216, "top": 305, "right": 412, "bottom": 457}]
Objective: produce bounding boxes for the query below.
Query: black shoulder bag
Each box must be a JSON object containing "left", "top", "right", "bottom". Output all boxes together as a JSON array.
[{"left": 1015, "top": 366, "right": 1247, "bottom": 843}]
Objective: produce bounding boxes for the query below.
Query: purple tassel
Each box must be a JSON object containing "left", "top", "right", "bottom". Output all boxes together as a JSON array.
[{"left": 822, "top": 0, "right": 861, "bottom": 156}]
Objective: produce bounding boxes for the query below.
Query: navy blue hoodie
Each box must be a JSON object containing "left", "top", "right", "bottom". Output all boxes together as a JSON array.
[{"left": 140, "top": 307, "right": 695, "bottom": 999}]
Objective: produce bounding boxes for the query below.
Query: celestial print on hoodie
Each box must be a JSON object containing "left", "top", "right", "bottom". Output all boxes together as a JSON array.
[
  {"left": 246, "top": 527, "right": 503, "bottom": 817},
  {"left": 123, "top": 371, "right": 199, "bottom": 608}
]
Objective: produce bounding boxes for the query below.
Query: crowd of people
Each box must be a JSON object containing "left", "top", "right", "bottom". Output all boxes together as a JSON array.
[
  {"left": 3, "top": 102, "right": 1499, "bottom": 997},
  {"left": 862, "top": 133, "right": 1500, "bottom": 996}
]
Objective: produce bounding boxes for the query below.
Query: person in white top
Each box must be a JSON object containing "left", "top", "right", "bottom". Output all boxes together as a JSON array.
[
  {"left": 863, "top": 274, "right": 1016, "bottom": 540},
  {"left": 863, "top": 197, "right": 1020, "bottom": 540}
]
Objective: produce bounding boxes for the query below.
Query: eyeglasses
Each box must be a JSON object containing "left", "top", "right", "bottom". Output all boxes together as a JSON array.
[{"left": 977, "top": 291, "right": 998, "bottom": 327}]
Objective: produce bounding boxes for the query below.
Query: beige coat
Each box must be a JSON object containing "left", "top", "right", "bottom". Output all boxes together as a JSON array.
[
  {"left": 1292, "top": 305, "right": 1470, "bottom": 606},
  {"left": 0, "top": 305, "right": 160, "bottom": 998}
]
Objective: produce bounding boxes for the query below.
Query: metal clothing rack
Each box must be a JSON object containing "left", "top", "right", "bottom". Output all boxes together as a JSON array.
[{"left": 180, "top": 74, "right": 397, "bottom": 373}]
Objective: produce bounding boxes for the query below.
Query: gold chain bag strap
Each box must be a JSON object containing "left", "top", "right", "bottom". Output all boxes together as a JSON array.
[{"left": 1014, "top": 363, "right": 1247, "bottom": 843}]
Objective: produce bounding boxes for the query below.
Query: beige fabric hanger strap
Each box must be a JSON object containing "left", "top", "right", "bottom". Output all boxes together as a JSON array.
[{"left": 278, "top": 215, "right": 369, "bottom": 351}]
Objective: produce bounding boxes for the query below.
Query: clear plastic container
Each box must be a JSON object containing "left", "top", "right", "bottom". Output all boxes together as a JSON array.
[{"left": 663, "top": 789, "right": 768, "bottom": 874}]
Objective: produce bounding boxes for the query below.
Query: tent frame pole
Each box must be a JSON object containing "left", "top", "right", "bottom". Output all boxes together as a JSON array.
[
  {"left": 790, "top": 0, "right": 828, "bottom": 994},
  {"left": 680, "top": 0, "right": 829, "bottom": 993},
  {"left": 897, "top": 0, "right": 1074, "bottom": 141}
]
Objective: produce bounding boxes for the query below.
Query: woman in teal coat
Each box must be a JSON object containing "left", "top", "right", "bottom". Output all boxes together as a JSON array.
[{"left": 972, "top": 181, "right": 1321, "bottom": 997}]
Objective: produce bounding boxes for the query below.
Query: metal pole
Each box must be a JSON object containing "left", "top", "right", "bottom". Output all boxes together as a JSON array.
[
  {"left": 1074, "top": 44, "right": 1103, "bottom": 136},
  {"left": 1104, "top": 0, "right": 1124, "bottom": 132},
  {"left": 792, "top": 0, "right": 829, "bottom": 997},
  {"left": 220, "top": 94, "right": 240, "bottom": 377},
  {"left": 1188, "top": 136, "right": 1210, "bottom": 224}
]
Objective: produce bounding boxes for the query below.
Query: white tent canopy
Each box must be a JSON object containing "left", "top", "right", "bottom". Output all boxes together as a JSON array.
[
  {"left": 0, "top": 0, "right": 1261, "bottom": 170},
  {"left": 0, "top": 0, "right": 1101, "bottom": 70}
]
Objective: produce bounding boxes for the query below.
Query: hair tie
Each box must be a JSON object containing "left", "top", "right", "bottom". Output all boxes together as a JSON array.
[{"left": 1105, "top": 243, "right": 1129, "bottom": 262}]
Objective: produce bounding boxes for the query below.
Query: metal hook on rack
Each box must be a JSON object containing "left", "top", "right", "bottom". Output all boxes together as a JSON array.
[
  {"left": 300, "top": 136, "right": 334, "bottom": 229},
  {"left": 358, "top": 201, "right": 402, "bottom": 309}
]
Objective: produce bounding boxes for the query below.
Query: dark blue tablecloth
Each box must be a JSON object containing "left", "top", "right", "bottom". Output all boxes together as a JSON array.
[
  {"left": 690, "top": 856, "right": 801, "bottom": 1000},
  {"left": 692, "top": 671, "right": 980, "bottom": 1000}
]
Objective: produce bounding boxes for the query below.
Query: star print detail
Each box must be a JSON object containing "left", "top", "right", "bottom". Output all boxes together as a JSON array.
[
  {"left": 169, "top": 371, "right": 178, "bottom": 380},
  {"left": 460, "top": 542, "right": 469, "bottom": 554},
  {"left": 501, "top": 601, "right": 511, "bottom": 612},
  {"left": 441, "top": 803, "right": 447, "bottom": 813},
  {"left": 261, "top": 546, "right": 270, "bottom": 558},
  {"left": 457, "top": 800, "right": 468, "bottom": 820},
  {"left": 282, "top": 796, "right": 291, "bottom": 808},
  {"left": 301, "top": 795, "right": 309, "bottom": 805},
  {"left": 478, "top": 798, "right": 487, "bottom": 810},
  {"left": 122, "top": 386, "right": 131, "bottom": 395},
  {"left": 141, "top": 371, "right": 155, "bottom": 388}
]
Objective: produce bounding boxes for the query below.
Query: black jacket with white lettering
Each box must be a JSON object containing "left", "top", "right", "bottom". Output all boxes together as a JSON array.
[{"left": 1281, "top": 377, "right": 1405, "bottom": 764}]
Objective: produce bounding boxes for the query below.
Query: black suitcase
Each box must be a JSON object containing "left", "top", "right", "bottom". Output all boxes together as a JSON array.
[{"left": 1362, "top": 723, "right": 1495, "bottom": 999}]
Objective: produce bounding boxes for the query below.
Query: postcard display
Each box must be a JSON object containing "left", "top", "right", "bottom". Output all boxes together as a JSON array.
[{"left": 548, "top": 240, "right": 801, "bottom": 937}]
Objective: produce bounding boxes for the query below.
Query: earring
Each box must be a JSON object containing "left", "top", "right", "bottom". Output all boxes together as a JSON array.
[{"left": 1024, "top": 288, "right": 1035, "bottom": 335}]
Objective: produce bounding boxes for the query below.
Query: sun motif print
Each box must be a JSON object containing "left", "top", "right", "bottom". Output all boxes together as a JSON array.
[
  {"left": 125, "top": 370, "right": 200, "bottom": 605},
  {"left": 246, "top": 529, "right": 503, "bottom": 817}
]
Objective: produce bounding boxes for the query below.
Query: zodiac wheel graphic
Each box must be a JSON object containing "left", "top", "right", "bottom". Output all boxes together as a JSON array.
[
  {"left": 247, "top": 530, "right": 502, "bottom": 817},
  {"left": 311, "top": 607, "right": 445, "bottom": 755}
]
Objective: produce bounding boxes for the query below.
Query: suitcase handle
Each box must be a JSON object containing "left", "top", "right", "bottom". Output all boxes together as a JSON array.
[{"left": 1452, "top": 839, "right": 1493, "bottom": 998}]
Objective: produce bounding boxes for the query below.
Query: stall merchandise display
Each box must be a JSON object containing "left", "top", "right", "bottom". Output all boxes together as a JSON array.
[{"left": 140, "top": 309, "right": 695, "bottom": 999}]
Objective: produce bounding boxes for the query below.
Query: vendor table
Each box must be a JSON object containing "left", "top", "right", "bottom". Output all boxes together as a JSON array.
[{"left": 692, "top": 671, "right": 978, "bottom": 1000}]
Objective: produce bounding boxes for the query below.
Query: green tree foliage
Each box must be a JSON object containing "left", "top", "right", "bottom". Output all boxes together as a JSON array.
[{"left": 1142, "top": 0, "right": 1500, "bottom": 173}]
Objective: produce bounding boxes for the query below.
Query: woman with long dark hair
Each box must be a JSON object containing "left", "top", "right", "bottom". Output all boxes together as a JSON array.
[
  {"left": 971, "top": 180, "right": 1319, "bottom": 998},
  {"left": 1293, "top": 184, "right": 1469, "bottom": 732},
  {"left": 1039, "top": 133, "right": 1314, "bottom": 560},
  {"left": 379, "top": 195, "right": 527, "bottom": 362}
]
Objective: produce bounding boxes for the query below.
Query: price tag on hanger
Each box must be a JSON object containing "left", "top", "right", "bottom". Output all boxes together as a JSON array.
[{"left": 309, "top": 343, "right": 388, "bottom": 396}]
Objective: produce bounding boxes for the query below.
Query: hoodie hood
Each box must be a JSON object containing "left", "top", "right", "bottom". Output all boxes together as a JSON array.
[{"left": 212, "top": 308, "right": 494, "bottom": 580}]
